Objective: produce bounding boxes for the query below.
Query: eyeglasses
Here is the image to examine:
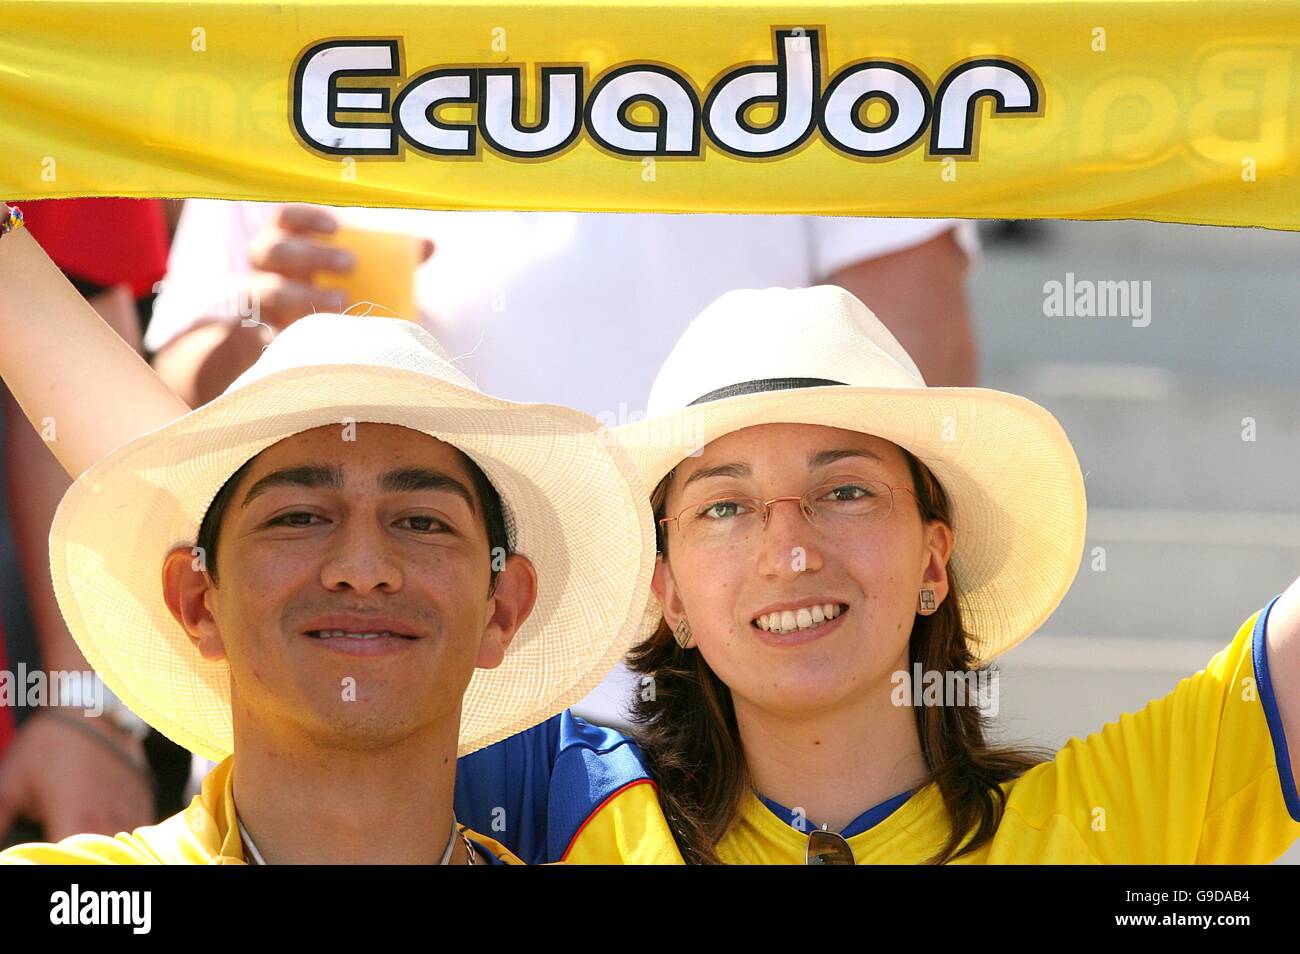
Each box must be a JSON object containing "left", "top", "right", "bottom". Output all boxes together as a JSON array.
[
  {"left": 659, "top": 477, "right": 919, "bottom": 550},
  {"left": 806, "top": 826, "right": 855, "bottom": 865}
]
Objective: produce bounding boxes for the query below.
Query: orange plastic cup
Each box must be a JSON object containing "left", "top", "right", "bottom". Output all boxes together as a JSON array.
[{"left": 316, "top": 225, "right": 422, "bottom": 320}]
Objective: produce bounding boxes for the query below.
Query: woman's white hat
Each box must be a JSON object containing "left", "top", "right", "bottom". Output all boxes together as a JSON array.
[
  {"left": 613, "top": 285, "right": 1086, "bottom": 663},
  {"left": 48, "top": 314, "right": 659, "bottom": 761}
]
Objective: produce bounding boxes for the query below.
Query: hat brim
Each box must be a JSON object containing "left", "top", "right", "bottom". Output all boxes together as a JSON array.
[
  {"left": 50, "top": 363, "right": 659, "bottom": 760},
  {"left": 613, "top": 385, "right": 1086, "bottom": 663}
]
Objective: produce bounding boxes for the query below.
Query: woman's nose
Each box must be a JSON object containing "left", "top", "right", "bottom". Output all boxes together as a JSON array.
[{"left": 755, "top": 497, "right": 823, "bottom": 577}]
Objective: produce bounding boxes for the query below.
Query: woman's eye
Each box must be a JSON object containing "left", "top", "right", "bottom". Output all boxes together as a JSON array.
[
  {"left": 268, "top": 512, "right": 323, "bottom": 528},
  {"left": 826, "top": 484, "right": 869, "bottom": 501},
  {"left": 699, "top": 500, "right": 748, "bottom": 520},
  {"left": 820, "top": 483, "right": 882, "bottom": 502}
]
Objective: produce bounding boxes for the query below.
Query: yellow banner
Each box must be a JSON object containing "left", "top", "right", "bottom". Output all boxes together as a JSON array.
[{"left": 3, "top": 1, "right": 1298, "bottom": 229}]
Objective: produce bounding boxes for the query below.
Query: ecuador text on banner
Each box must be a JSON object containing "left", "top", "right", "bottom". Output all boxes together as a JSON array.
[{"left": 1, "top": 1, "right": 1297, "bottom": 229}]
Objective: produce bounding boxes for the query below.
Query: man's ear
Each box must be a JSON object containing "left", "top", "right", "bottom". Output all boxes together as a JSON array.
[
  {"left": 476, "top": 554, "right": 538, "bottom": 669},
  {"left": 162, "top": 547, "right": 227, "bottom": 662},
  {"left": 651, "top": 553, "right": 690, "bottom": 643}
]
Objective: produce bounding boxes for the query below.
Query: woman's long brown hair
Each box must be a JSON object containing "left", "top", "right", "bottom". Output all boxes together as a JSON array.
[{"left": 625, "top": 447, "right": 1052, "bottom": 864}]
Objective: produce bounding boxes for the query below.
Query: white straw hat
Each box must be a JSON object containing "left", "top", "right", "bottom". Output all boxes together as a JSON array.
[
  {"left": 613, "top": 285, "right": 1086, "bottom": 663},
  {"left": 49, "top": 314, "right": 659, "bottom": 760}
]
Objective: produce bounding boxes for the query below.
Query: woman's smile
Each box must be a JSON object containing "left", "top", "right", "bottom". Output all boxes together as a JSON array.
[{"left": 749, "top": 601, "right": 851, "bottom": 648}]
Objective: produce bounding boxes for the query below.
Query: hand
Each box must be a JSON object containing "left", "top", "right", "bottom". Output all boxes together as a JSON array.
[
  {"left": 0, "top": 710, "right": 154, "bottom": 842},
  {"left": 246, "top": 204, "right": 434, "bottom": 331}
]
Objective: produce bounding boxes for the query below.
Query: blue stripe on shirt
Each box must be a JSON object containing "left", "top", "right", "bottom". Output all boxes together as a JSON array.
[
  {"left": 1252, "top": 593, "right": 1300, "bottom": 823},
  {"left": 454, "top": 710, "right": 652, "bottom": 863}
]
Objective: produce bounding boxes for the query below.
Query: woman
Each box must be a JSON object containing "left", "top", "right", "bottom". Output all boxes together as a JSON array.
[
  {"left": 617, "top": 283, "right": 1069, "bottom": 864},
  {"left": 3, "top": 206, "right": 1298, "bottom": 863},
  {"left": 456, "top": 287, "right": 1300, "bottom": 864}
]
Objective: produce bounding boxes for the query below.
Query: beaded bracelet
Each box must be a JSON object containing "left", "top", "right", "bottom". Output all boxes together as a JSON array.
[{"left": 1, "top": 203, "right": 26, "bottom": 237}]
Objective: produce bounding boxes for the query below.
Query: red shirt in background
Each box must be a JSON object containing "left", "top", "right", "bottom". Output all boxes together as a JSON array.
[{"left": 20, "top": 198, "right": 170, "bottom": 298}]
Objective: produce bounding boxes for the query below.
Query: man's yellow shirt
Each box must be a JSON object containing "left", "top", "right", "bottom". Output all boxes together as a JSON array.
[
  {"left": 0, "top": 757, "right": 522, "bottom": 865},
  {"left": 455, "top": 598, "right": 1300, "bottom": 864}
]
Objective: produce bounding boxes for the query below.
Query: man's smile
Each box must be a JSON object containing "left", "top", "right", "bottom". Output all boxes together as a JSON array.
[{"left": 302, "top": 614, "right": 424, "bottom": 655}]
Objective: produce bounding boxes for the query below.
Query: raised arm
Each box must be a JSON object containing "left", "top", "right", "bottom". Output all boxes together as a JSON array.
[
  {"left": 0, "top": 220, "right": 190, "bottom": 477},
  {"left": 1266, "top": 573, "right": 1300, "bottom": 805}
]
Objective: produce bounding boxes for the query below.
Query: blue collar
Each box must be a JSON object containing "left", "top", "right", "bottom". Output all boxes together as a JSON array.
[{"left": 759, "top": 789, "right": 915, "bottom": 838}]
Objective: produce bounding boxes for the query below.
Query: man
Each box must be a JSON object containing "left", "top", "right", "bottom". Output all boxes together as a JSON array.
[{"left": 0, "top": 312, "right": 656, "bottom": 864}]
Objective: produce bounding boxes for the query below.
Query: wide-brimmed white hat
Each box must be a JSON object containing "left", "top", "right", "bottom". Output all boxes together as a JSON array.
[
  {"left": 49, "top": 314, "right": 659, "bottom": 761},
  {"left": 614, "top": 286, "right": 1086, "bottom": 663}
]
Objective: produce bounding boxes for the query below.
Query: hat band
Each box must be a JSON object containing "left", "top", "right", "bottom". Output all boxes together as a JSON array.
[{"left": 688, "top": 377, "right": 847, "bottom": 406}]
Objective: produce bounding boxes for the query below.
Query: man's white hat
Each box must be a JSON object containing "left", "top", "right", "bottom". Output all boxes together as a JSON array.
[
  {"left": 49, "top": 315, "right": 659, "bottom": 760},
  {"left": 615, "top": 286, "right": 1087, "bottom": 663}
]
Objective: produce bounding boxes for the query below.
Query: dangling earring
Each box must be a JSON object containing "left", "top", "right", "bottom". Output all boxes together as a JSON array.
[
  {"left": 918, "top": 587, "right": 937, "bottom": 614},
  {"left": 674, "top": 618, "right": 693, "bottom": 649}
]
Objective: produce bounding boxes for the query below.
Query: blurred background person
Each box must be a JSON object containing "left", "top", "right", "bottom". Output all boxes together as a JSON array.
[
  {"left": 146, "top": 204, "right": 982, "bottom": 411},
  {"left": 0, "top": 198, "right": 190, "bottom": 847}
]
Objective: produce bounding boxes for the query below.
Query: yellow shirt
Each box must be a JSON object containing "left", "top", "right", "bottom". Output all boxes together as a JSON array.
[
  {"left": 560, "top": 600, "right": 1300, "bottom": 863},
  {"left": 0, "top": 757, "right": 521, "bottom": 865}
]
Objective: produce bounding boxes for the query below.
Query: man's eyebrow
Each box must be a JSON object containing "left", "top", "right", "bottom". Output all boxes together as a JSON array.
[
  {"left": 808, "top": 448, "right": 884, "bottom": 469},
  {"left": 239, "top": 464, "right": 478, "bottom": 513},
  {"left": 681, "top": 462, "right": 751, "bottom": 488},
  {"left": 379, "top": 467, "right": 477, "bottom": 513},
  {"left": 240, "top": 464, "right": 344, "bottom": 509}
]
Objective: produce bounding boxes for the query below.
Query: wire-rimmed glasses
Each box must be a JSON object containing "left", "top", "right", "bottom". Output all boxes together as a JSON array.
[{"left": 659, "top": 477, "right": 918, "bottom": 550}]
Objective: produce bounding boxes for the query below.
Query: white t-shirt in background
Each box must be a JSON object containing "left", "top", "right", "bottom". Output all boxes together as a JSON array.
[{"left": 148, "top": 205, "right": 980, "bottom": 417}]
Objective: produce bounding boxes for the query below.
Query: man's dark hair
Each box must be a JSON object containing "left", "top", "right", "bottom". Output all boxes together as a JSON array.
[{"left": 195, "top": 445, "right": 510, "bottom": 592}]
